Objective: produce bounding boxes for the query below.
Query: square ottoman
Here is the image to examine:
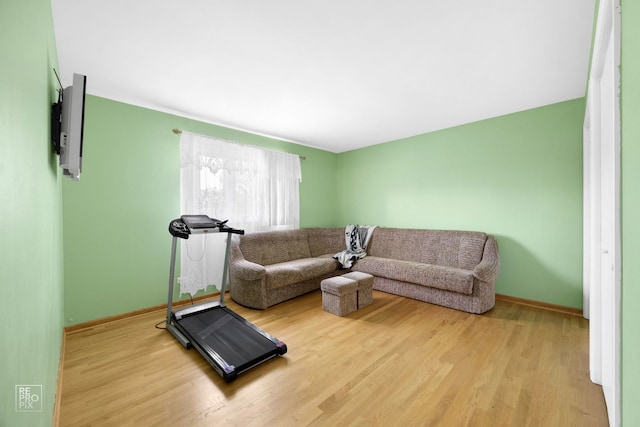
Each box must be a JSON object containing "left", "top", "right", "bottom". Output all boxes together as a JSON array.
[
  {"left": 341, "top": 271, "right": 374, "bottom": 308},
  {"left": 321, "top": 276, "right": 358, "bottom": 316}
]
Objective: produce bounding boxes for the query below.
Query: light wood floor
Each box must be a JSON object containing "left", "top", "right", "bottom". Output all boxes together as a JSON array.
[{"left": 59, "top": 291, "right": 608, "bottom": 426}]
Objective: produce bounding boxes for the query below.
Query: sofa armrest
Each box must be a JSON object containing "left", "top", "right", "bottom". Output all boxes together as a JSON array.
[
  {"left": 232, "top": 259, "right": 267, "bottom": 281},
  {"left": 472, "top": 235, "right": 501, "bottom": 284},
  {"left": 229, "top": 236, "right": 266, "bottom": 281}
]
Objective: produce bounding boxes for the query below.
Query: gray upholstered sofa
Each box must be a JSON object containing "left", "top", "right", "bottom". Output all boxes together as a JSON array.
[{"left": 229, "top": 227, "right": 500, "bottom": 314}]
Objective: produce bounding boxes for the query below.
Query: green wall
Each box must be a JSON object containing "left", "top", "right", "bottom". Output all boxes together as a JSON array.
[
  {"left": 337, "top": 99, "right": 585, "bottom": 308},
  {"left": 62, "top": 96, "right": 338, "bottom": 325},
  {"left": 0, "top": 0, "right": 64, "bottom": 426},
  {"left": 621, "top": 0, "right": 640, "bottom": 424}
]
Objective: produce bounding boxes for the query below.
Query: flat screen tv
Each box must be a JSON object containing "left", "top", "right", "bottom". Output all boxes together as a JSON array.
[{"left": 51, "top": 73, "right": 86, "bottom": 181}]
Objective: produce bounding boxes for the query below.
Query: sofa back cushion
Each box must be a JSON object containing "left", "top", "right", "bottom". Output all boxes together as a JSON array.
[
  {"left": 368, "top": 228, "right": 487, "bottom": 270},
  {"left": 306, "top": 228, "right": 345, "bottom": 257},
  {"left": 239, "top": 229, "right": 311, "bottom": 265}
]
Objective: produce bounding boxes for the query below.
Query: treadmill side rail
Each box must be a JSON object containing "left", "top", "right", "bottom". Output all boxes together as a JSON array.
[{"left": 166, "top": 323, "right": 191, "bottom": 349}]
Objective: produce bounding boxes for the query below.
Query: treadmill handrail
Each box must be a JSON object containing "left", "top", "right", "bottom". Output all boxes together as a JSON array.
[{"left": 169, "top": 217, "right": 244, "bottom": 239}]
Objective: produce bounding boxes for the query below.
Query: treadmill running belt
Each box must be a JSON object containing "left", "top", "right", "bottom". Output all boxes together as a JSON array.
[{"left": 178, "top": 308, "right": 277, "bottom": 369}]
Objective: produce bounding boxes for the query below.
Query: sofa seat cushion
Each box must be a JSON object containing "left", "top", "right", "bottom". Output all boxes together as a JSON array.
[
  {"left": 265, "top": 257, "right": 338, "bottom": 290},
  {"left": 353, "top": 256, "right": 474, "bottom": 295}
]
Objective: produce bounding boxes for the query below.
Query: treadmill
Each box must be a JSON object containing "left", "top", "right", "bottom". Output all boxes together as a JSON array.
[{"left": 166, "top": 215, "right": 287, "bottom": 383}]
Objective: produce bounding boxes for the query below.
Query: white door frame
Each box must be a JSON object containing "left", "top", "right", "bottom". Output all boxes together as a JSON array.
[{"left": 583, "top": 0, "right": 621, "bottom": 425}]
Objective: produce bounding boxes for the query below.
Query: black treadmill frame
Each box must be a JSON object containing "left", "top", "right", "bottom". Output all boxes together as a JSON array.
[{"left": 165, "top": 217, "right": 287, "bottom": 382}]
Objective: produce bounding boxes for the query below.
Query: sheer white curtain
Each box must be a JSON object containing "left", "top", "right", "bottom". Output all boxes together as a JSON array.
[{"left": 179, "top": 131, "right": 301, "bottom": 296}]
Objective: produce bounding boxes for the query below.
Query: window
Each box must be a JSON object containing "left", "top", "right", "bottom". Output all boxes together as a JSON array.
[{"left": 178, "top": 131, "right": 301, "bottom": 295}]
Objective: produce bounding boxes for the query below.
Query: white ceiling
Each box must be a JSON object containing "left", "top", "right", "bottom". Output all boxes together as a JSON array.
[{"left": 52, "top": 0, "right": 596, "bottom": 153}]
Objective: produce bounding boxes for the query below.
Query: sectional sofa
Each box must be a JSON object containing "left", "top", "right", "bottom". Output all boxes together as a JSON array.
[{"left": 228, "top": 227, "right": 500, "bottom": 314}]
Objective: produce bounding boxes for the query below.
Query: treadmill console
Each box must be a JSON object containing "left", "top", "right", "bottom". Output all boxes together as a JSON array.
[{"left": 169, "top": 215, "right": 244, "bottom": 239}]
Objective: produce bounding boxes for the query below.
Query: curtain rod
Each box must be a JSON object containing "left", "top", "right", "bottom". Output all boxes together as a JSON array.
[{"left": 172, "top": 128, "right": 306, "bottom": 160}]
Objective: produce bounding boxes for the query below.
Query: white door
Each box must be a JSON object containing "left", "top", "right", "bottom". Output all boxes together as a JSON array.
[
  {"left": 598, "top": 30, "right": 620, "bottom": 426},
  {"left": 583, "top": 0, "right": 620, "bottom": 425}
]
